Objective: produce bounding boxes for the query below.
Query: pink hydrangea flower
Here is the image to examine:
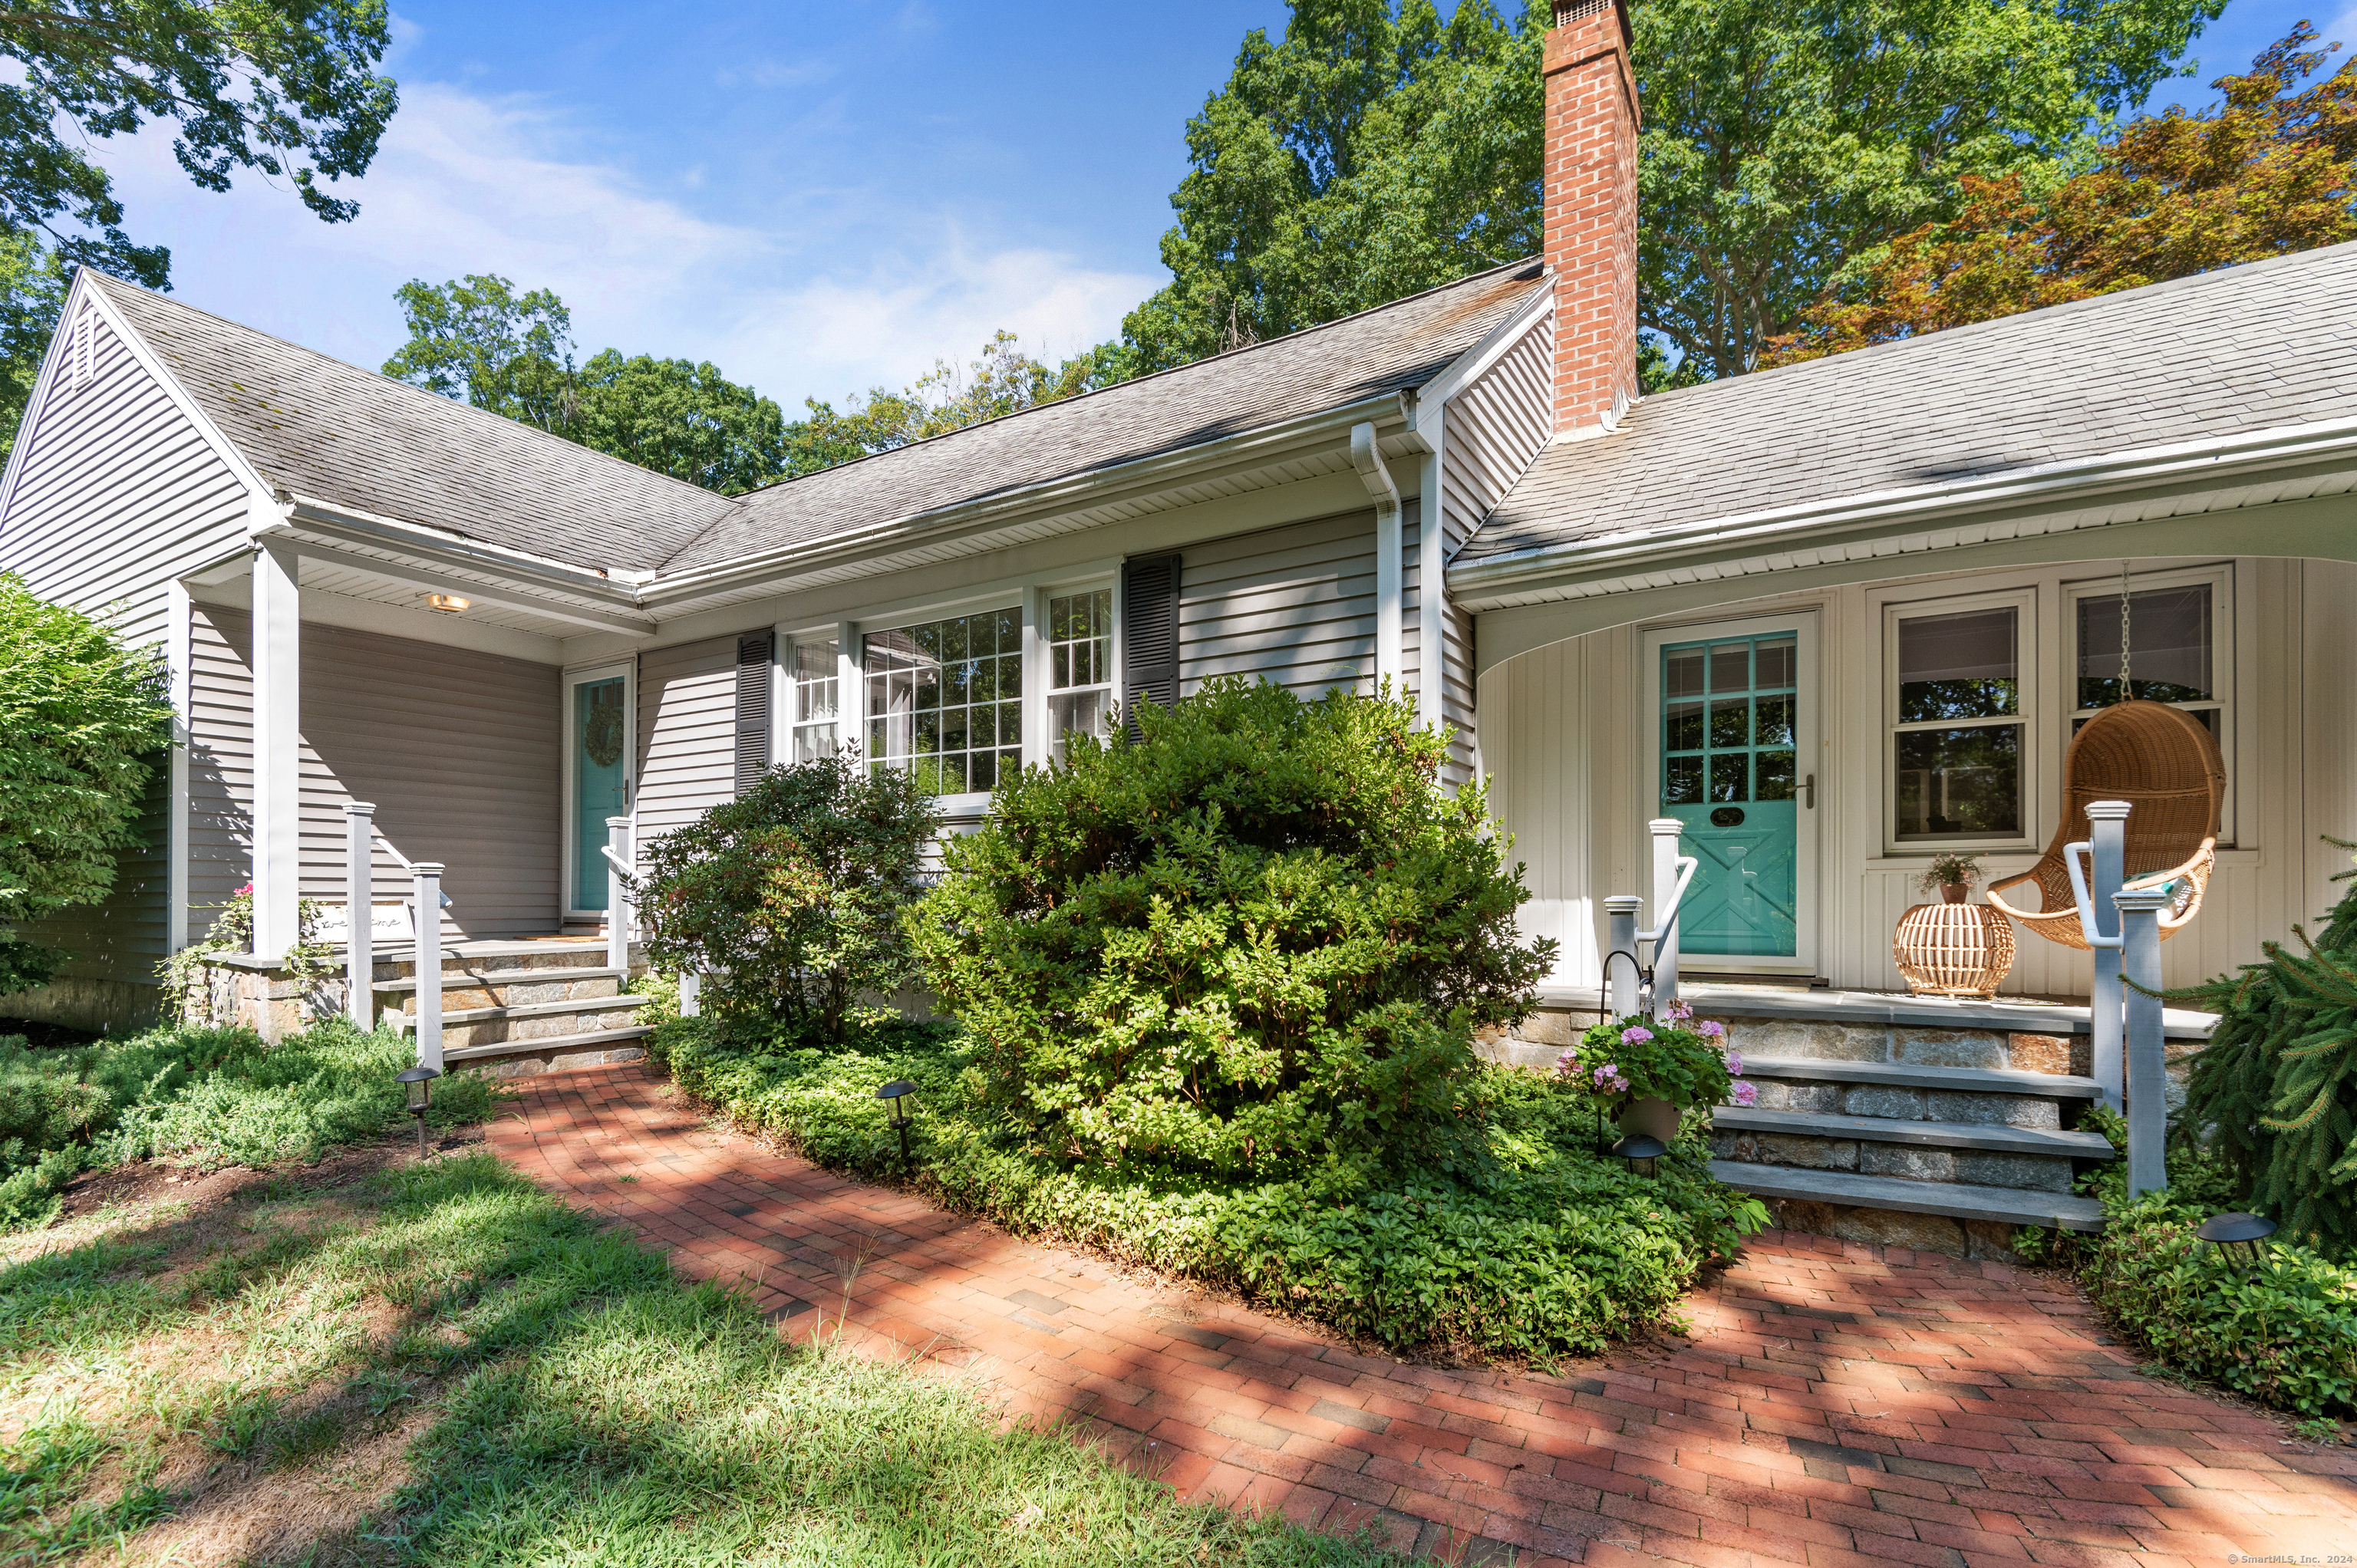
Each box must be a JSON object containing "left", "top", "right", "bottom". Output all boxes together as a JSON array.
[
  {"left": 1729, "top": 1081, "right": 1759, "bottom": 1107},
  {"left": 1620, "top": 1026, "right": 1653, "bottom": 1045},
  {"left": 1696, "top": 1019, "right": 1726, "bottom": 1039}
]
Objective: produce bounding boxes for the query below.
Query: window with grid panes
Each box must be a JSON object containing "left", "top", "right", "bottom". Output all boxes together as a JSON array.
[
  {"left": 1663, "top": 637, "right": 1798, "bottom": 808},
  {"left": 1046, "top": 588, "right": 1112, "bottom": 763},
  {"left": 790, "top": 638, "right": 838, "bottom": 762},
  {"left": 864, "top": 608, "right": 1021, "bottom": 795}
]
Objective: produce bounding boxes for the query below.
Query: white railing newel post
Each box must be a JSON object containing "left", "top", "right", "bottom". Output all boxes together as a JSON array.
[
  {"left": 343, "top": 802, "right": 375, "bottom": 1028},
  {"left": 1604, "top": 895, "right": 1643, "bottom": 1020},
  {"left": 1647, "top": 819, "right": 1688, "bottom": 1010},
  {"left": 605, "top": 817, "right": 633, "bottom": 972},
  {"left": 2116, "top": 886, "right": 2170, "bottom": 1199},
  {"left": 2086, "top": 802, "right": 2131, "bottom": 1111},
  {"left": 679, "top": 970, "right": 701, "bottom": 1019},
  {"left": 411, "top": 861, "right": 444, "bottom": 1074}
]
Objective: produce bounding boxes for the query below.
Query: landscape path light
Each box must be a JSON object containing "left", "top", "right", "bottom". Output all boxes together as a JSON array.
[
  {"left": 875, "top": 1079, "right": 917, "bottom": 1170},
  {"left": 397, "top": 1065, "right": 440, "bottom": 1157},
  {"left": 2195, "top": 1211, "right": 2277, "bottom": 1273},
  {"left": 1610, "top": 1133, "right": 1666, "bottom": 1179}
]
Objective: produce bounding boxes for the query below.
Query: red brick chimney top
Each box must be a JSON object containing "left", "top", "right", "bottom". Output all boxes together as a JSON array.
[{"left": 1543, "top": 0, "right": 1640, "bottom": 436}]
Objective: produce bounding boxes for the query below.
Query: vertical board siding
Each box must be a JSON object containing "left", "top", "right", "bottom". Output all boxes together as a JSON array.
[
  {"left": 637, "top": 635, "right": 740, "bottom": 859},
  {"left": 1178, "top": 509, "right": 1377, "bottom": 698},
  {"left": 1441, "top": 315, "right": 1554, "bottom": 781},
  {"left": 0, "top": 309, "right": 252, "bottom": 982},
  {"left": 193, "top": 608, "right": 562, "bottom": 941},
  {"left": 1485, "top": 554, "right": 2326, "bottom": 996}
]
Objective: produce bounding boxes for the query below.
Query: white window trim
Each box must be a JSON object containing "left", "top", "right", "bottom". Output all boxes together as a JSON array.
[
  {"left": 1881, "top": 585, "right": 2042, "bottom": 857},
  {"left": 773, "top": 624, "right": 842, "bottom": 767},
  {"left": 2062, "top": 561, "right": 2236, "bottom": 842},
  {"left": 1041, "top": 576, "right": 1118, "bottom": 766}
]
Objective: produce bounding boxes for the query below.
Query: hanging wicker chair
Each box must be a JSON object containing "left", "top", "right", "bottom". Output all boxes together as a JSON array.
[{"left": 1986, "top": 700, "right": 2226, "bottom": 948}]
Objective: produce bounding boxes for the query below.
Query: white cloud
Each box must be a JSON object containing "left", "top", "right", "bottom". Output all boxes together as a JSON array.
[{"left": 83, "top": 77, "right": 1159, "bottom": 406}]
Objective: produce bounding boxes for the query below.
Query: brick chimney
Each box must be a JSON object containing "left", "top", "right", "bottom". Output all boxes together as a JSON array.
[{"left": 1544, "top": 0, "right": 1640, "bottom": 436}]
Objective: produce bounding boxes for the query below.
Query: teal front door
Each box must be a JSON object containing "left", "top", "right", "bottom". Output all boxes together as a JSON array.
[{"left": 1660, "top": 634, "right": 1802, "bottom": 958}]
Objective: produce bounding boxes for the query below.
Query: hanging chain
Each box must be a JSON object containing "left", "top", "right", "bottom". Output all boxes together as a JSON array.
[{"left": 2118, "top": 561, "right": 2133, "bottom": 699}]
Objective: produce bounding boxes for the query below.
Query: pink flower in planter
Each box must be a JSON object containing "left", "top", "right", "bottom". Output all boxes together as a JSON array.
[
  {"left": 1696, "top": 1019, "right": 1725, "bottom": 1039},
  {"left": 1592, "top": 1063, "right": 1630, "bottom": 1094},
  {"left": 236, "top": 883, "right": 254, "bottom": 896},
  {"left": 1663, "top": 999, "right": 1693, "bottom": 1023},
  {"left": 1725, "top": 1052, "right": 1743, "bottom": 1076},
  {"left": 1555, "top": 1049, "right": 1580, "bottom": 1076},
  {"left": 1729, "top": 1081, "right": 1759, "bottom": 1107},
  {"left": 1620, "top": 1026, "right": 1653, "bottom": 1045}
]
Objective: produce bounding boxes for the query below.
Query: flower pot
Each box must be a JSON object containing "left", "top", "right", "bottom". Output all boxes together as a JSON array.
[
  {"left": 1940, "top": 883, "right": 1970, "bottom": 905},
  {"left": 1618, "top": 1095, "right": 1680, "bottom": 1141}
]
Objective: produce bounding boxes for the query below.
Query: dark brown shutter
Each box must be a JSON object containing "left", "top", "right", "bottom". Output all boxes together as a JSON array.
[
  {"left": 1122, "top": 553, "right": 1181, "bottom": 740},
  {"left": 734, "top": 631, "right": 773, "bottom": 793}
]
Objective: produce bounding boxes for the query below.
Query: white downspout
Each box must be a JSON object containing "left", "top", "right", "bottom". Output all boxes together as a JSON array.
[
  {"left": 1417, "top": 407, "right": 1446, "bottom": 735},
  {"left": 1352, "top": 422, "right": 1404, "bottom": 692}
]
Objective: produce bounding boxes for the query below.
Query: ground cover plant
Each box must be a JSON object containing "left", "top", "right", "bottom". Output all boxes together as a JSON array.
[
  {"left": 0, "top": 1019, "right": 501, "bottom": 1232},
  {"left": 0, "top": 1148, "right": 1409, "bottom": 1566}
]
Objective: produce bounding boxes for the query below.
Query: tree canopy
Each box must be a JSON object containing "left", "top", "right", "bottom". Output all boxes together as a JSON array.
[
  {"left": 1123, "top": 0, "right": 2227, "bottom": 383},
  {"left": 1763, "top": 25, "right": 2357, "bottom": 365}
]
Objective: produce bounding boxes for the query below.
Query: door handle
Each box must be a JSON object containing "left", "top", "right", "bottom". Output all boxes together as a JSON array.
[{"left": 1802, "top": 773, "right": 1815, "bottom": 809}]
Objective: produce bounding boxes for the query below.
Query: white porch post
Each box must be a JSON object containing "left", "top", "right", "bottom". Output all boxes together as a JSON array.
[
  {"left": 606, "top": 816, "right": 632, "bottom": 970},
  {"left": 250, "top": 538, "right": 303, "bottom": 960},
  {"left": 2116, "top": 886, "right": 2170, "bottom": 1197},
  {"left": 1648, "top": 819, "right": 1684, "bottom": 1008},
  {"left": 2086, "top": 801, "right": 2131, "bottom": 1112},
  {"left": 343, "top": 802, "right": 375, "bottom": 1026},
  {"left": 411, "top": 861, "right": 443, "bottom": 1073}
]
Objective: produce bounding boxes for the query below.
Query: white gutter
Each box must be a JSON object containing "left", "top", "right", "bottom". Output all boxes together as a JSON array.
[
  {"left": 1351, "top": 422, "right": 1406, "bottom": 687},
  {"left": 640, "top": 390, "right": 1413, "bottom": 608},
  {"left": 1448, "top": 415, "right": 2357, "bottom": 599}
]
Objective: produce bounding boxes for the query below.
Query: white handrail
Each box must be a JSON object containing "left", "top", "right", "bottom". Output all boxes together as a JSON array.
[
  {"left": 2062, "top": 840, "right": 2124, "bottom": 952},
  {"left": 1640, "top": 855, "right": 1697, "bottom": 944}
]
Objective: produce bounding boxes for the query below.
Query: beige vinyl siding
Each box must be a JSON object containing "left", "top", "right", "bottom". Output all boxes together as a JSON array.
[
  {"left": 1438, "top": 314, "right": 1554, "bottom": 781},
  {"left": 190, "top": 608, "right": 562, "bottom": 941},
  {"left": 0, "top": 308, "right": 254, "bottom": 983},
  {"left": 636, "top": 635, "right": 740, "bottom": 861},
  {"left": 1178, "top": 509, "right": 1377, "bottom": 699},
  {"left": 1484, "top": 554, "right": 2342, "bottom": 998}
]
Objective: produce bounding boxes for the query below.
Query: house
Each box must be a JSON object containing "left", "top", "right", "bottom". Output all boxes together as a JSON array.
[{"left": 7, "top": 0, "right": 2354, "bottom": 1249}]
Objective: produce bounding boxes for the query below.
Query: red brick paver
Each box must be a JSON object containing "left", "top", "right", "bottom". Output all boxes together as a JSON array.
[{"left": 488, "top": 1064, "right": 2357, "bottom": 1565}]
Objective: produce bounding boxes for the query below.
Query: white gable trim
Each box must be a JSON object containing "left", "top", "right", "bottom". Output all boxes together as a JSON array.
[
  {"left": 1409, "top": 281, "right": 1555, "bottom": 416},
  {"left": 0, "top": 273, "right": 278, "bottom": 528}
]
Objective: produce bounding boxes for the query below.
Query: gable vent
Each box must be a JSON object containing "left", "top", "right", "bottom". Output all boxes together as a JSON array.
[
  {"left": 734, "top": 631, "right": 774, "bottom": 794},
  {"left": 72, "top": 306, "right": 94, "bottom": 386},
  {"left": 1122, "top": 553, "right": 1181, "bottom": 740}
]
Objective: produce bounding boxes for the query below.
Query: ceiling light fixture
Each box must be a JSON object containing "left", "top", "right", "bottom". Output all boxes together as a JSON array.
[{"left": 425, "top": 594, "right": 470, "bottom": 614}]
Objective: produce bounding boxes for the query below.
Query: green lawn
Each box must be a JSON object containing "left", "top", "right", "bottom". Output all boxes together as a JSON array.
[{"left": 0, "top": 1149, "right": 1409, "bottom": 1566}]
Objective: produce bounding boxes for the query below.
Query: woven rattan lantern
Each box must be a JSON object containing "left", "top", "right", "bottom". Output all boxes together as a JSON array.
[{"left": 1894, "top": 901, "right": 2016, "bottom": 999}]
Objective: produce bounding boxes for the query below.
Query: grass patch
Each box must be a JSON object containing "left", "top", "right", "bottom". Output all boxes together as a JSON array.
[
  {"left": 0, "top": 1149, "right": 1407, "bottom": 1566},
  {"left": 652, "top": 1016, "right": 1766, "bottom": 1365}
]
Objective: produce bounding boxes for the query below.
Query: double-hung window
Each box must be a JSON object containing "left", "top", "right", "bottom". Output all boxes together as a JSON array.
[
  {"left": 786, "top": 638, "right": 838, "bottom": 762},
  {"left": 1887, "top": 596, "right": 2030, "bottom": 844},
  {"left": 864, "top": 607, "right": 1023, "bottom": 796},
  {"left": 1045, "top": 588, "right": 1113, "bottom": 763},
  {"left": 2070, "top": 574, "right": 2223, "bottom": 733}
]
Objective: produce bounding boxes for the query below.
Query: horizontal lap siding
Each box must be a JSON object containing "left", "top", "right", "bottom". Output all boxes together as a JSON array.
[
  {"left": 1178, "top": 510, "right": 1377, "bottom": 699},
  {"left": 1442, "top": 316, "right": 1553, "bottom": 781},
  {"left": 193, "top": 609, "right": 562, "bottom": 941},
  {"left": 637, "top": 636, "right": 741, "bottom": 863},
  {"left": 0, "top": 312, "right": 252, "bottom": 982}
]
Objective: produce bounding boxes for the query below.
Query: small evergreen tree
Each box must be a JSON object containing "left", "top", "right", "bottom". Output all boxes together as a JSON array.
[
  {"left": 907, "top": 679, "right": 1557, "bottom": 1179},
  {"left": 634, "top": 753, "right": 938, "bottom": 1043},
  {"left": 2177, "top": 835, "right": 2357, "bottom": 1257},
  {"left": 0, "top": 575, "right": 175, "bottom": 995}
]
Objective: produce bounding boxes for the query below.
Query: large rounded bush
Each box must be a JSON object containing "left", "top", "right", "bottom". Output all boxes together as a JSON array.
[{"left": 908, "top": 678, "right": 1556, "bottom": 1177}]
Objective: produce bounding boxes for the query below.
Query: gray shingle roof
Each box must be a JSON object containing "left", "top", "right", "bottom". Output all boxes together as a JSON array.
[
  {"left": 93, "top": 275, "right": 738, "bottom": 574},
  {"left": 662, "top": 261, "right": 1550, "bottom": 575},
  {"left": 1463, "top": 240, "right": 2357, "bottom": 569}
]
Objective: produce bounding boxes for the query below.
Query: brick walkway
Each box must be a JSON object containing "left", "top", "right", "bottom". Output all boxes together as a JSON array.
[{"left": 486, "top": 1063, "right": 2357, "bottom": 1566}]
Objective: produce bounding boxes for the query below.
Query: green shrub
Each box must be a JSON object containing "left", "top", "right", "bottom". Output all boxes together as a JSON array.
[
  {"left": 0, "top": 575, "right": 178, "bottom": 994},
  {"left": 907, "top": 679, "right": 1556, "bottom": 1180},
  {"left": 651, "top": 1016, "right": 1766, "bottom": 1361},
  {"left": 0, "top": 1020, "right": 508, "bottom": 1230},
  {"left": 636, "top": 752, "right": 937, "bottom": 1041},
  {"left": 2173, "top": 834, "right": 2357, "bottom": 1257}
]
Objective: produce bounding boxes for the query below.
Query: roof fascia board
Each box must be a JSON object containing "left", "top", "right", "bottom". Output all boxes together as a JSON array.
[
  {"left": 281, "top": 496, "right": 628, "bottom": 591},
  {"left": 644, "top": 390, "right": 1411, "bottom": 608},
  {"left": 1407, "top": 283, "right": 1555, "bottom": 419},
  {"left": 265, "top": 519, "right": 656, "bottom": 636},
  {"left": 2, "top": 273, "right": 277, "bottom": 524},
  {"left": 1447, "top": 416, "right": 2357, "bottom": 604}
]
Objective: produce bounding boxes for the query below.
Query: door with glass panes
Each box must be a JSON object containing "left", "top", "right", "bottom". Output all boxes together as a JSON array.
[{"left": 1647, "top": 615, "right": 1818, "bottom": 968}]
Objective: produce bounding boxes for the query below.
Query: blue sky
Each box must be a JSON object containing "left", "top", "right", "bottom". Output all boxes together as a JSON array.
[{"left": 94, "top": 0, "right": 2339, "bottom": 414}]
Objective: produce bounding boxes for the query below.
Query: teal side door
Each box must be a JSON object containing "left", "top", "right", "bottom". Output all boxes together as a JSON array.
[{"left": 1661, "top": 634, "right": 1800, "bottom": 958}]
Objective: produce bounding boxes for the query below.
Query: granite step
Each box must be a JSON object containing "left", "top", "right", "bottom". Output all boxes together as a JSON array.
[
  {"left": 394, "top": 994, "right": 651, "bottom": 1030},
  {"left": 1711, "top": 1106, "right": 2114, "bottom": 1160},
  {"left": 1708, "top": 1161, "right": 2107, "bottom": 1231},
  {"left": 374, "top": 965, "right": 631, "bottom": 994},
  {"left": 443, "top": 1025, "right": 655, "bottom": 1069},
  {"left": 1740, "top": 1057, "right": 2103, "bottom": 1099}
]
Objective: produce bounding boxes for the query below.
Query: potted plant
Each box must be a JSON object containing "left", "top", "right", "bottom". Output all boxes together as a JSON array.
[
  {"left": 1916, "top": 851, "right": 1983, "bottom": 905},
  {"left": 1558, "top": 999, "right": 1752, "bottom": 1141}
]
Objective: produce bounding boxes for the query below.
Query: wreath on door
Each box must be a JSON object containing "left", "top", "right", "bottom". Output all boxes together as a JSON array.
[{"left": 585, "top": 703, "right": 625, "bottom": 769}]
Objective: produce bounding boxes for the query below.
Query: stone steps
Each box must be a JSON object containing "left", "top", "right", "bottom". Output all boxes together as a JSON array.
[
  {"left": 1706, "top": 1161, "right": 2108, "bottom": 1232},
  {"left": 368, "top": 937, "right": 654, "bottom": 1079},
  {"left": 1712, "top": 1106, "right": 2114, "bottom": 1160}
]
